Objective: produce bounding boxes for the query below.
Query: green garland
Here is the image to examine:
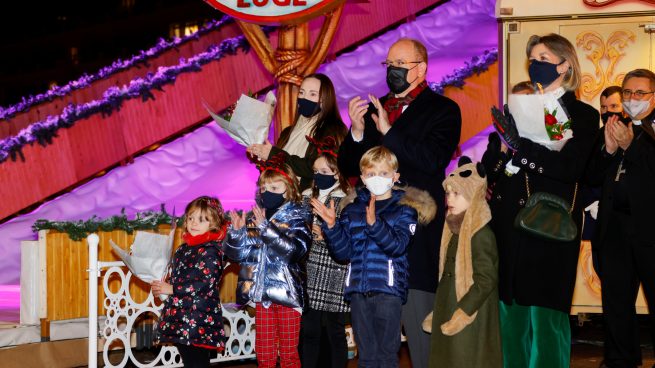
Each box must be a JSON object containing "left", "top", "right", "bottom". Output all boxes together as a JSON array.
[
  {"left": 32, "top": 206, "right": 252, "bottom": 241},
  {"left": 32, "top": 205, "right": 181, "bottom": 241}
]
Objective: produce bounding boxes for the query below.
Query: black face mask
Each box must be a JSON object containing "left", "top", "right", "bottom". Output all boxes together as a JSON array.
[
  {"left": 313, "top": 173, "right": 337, "bottom": 190},
  {"left": 386, "top": 65, "right": 418, "bottom": 94},
  {"left": 260, "top": 191, "right": 286, "bottom": 210},
  {"left": 297, "top": 98, "right": 320, "bottom": 118},
  {"left": 528, "top": 59, "right": 565, "bottom": 88},
  {"left": 601, "top": 111, "right": 631, "bottom": 125}
]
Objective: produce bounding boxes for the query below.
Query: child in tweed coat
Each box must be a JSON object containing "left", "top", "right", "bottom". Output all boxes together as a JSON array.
[{"left": 301, "top": 137, "right": 353, "bottom": 367}]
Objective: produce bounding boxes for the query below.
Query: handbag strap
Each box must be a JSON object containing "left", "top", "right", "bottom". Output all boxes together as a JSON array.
[{"left": 524, "top": 172, "right": 578, "bottom": 214}]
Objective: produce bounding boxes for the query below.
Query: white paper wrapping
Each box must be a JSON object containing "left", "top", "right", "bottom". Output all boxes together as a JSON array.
[
  {"left": 205, "top": 91, "right": 276, "bottom": 147},
  {"left": 508, "top": 93, "right": 573, "bottom": 152},
  {"left": 110, "top": 229, "right": 175, "bottom": 284}
]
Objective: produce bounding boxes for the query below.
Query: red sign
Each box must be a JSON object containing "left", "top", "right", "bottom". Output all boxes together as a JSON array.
[
  {"left": 583, "top": 0, "right": 655, "bottom": 6},
  {"left": 204, "top": 0, "right": 344, "bottom": 24}
]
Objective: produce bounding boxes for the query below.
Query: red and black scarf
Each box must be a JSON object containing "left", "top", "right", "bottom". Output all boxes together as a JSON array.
[{"left": 383, "top": 81, "right": 427, "bottom": 125}]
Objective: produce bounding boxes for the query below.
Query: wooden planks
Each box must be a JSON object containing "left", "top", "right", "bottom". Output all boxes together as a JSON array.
[{"left": 43, "top": 228, "right": 239, "bottom": 321}]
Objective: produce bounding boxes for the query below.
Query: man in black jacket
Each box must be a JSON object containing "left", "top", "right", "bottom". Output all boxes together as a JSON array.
[
  {"left": 588, "top": 68, "right": 655, "bottom": 368},
  {"left": 338, "top": 38, "right": 461, "bottom": 368}
]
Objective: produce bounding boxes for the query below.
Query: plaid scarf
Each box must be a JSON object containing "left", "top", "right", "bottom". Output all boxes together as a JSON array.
[{"left": 383, "top": 81, "right": 428, "bottom": 124}]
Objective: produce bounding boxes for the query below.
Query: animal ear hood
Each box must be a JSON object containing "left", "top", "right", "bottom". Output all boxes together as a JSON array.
[
  {"left": 443, "top": 156, "right": 487, "bottom": 203},
  {"left": 439, "top": 156, "right": 492, "bottom": 325},
  {"left": 476, "top": 162, "right": 486, "bottom": 178},
  {"left": 458, "top": 156, "right": 472, "bottom": 167}
]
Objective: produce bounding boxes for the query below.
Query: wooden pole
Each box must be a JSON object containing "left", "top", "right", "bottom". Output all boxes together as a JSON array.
[{"left": 235, "top": 3, "right": 345, "bottom": 139}]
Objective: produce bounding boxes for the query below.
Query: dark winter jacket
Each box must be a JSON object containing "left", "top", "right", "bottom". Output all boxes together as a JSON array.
[
  {"left": 322, "top": 187, "right": 436, "bottom": 303},
  {"left": 224, "top": 201, "right": 312, "bottom": 309},
  {"left": 156, "top": 241, "right": 226, "bottom": 350},
  {"left": 338, "top": 87, "right": 461, "bottom": 292}
]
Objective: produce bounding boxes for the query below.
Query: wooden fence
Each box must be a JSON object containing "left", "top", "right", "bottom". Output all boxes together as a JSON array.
[{"left": 39, "top": 227, "right": 238, "bottom": 322}]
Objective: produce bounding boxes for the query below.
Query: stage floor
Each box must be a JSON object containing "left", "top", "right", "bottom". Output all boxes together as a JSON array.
[{"left": 3, "top": 285, "right": 654, "bottom": 367}]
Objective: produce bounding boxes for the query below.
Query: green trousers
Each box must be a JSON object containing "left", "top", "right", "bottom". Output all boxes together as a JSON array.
[{"left": 499, "top": 301, "right": 570, "bottom": 368}]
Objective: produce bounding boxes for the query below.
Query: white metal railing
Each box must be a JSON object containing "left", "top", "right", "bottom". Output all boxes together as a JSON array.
[{"left": 87, "top": 234, "right": 256, "bottom": 368}]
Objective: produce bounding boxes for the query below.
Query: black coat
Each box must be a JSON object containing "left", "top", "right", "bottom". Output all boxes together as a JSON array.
[
  {"left": 586, "top": 110, "right": 655, "bottom": 248},
  {"left": 338, "top": 87, "right": 461, "bottom": 292},
  {"left": 481, "top": 91, "right": 599, "bottom": 313}
]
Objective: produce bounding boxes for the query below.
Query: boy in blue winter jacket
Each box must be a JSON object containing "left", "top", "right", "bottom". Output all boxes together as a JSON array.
[{"left": 311, "top": 146, "right": 436, "bottom": 368}]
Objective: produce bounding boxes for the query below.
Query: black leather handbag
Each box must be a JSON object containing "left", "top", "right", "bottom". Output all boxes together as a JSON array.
[{"left": 514, "top": 173, "right": 578, "bottom": 242}]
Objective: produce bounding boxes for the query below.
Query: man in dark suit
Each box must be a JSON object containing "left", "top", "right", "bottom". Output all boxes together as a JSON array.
[
  {"left": 587, "top": 68, "right": 655, "bottom": 368},
  {"left": 338, "top": 38, "right": 461, "bottom": 368}
]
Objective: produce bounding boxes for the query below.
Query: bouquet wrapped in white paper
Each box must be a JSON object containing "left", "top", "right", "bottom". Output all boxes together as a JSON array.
[
  {"left": 507, "top": 92, "right": 573, "bottom": 152},
  {"left": 110, "top": 228, "right": 175, "bottom": 300},
  {"left": 205, "top": 91, "right": 276, "bottom": 147}
]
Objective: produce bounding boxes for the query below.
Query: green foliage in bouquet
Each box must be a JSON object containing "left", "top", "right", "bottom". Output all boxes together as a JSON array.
[
  {"left": 544, "top": 107, "right": 571, "bottom": 141},
  {"left": 221, "top": 89, "right": 257, "bottom": 121}
]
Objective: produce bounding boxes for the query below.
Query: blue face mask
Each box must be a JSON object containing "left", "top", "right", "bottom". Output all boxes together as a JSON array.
[
  {"left": 528, "top": 59, "right": 565, "bottom": 88},
  {"left": 260, "top": 191, "right": 286, "bottom": 210},
  {"left": 297, "top": 98, "right": 320, "bottom": 118},
  {"left": 313, "top": 173, "right": 337, "bottom": 190}
]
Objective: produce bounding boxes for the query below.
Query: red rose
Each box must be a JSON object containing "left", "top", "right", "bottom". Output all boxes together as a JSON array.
[
  {"left": 545, "top": 114, "right": 558, "bottom": 126},
  {"left": 198, "top": 327, "right": 205, "bottom": 335},
  {"left": 552, "top": 134, "right": 563, "bottom": 140}
]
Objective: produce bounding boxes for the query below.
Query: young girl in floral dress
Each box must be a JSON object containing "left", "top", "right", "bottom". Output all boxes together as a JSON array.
[{"left": 152, "top": 196, "right": 228, "bottom": 368}]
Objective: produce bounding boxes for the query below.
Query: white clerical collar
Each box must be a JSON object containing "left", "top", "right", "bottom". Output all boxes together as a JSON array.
[{"left": 632, "top": 119, "right": 642, "bottom": 126}]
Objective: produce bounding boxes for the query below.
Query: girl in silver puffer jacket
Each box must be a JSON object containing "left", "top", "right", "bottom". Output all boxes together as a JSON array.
[{"left": 225, "top": 155, "right": 311, "bottom": 368}]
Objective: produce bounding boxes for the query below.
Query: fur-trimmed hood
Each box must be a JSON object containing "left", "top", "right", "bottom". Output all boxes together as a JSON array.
[{"left": 342, "top": 186, "right": 437, "bottom": 225}]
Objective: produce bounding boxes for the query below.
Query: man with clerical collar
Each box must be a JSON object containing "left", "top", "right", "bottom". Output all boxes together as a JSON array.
[
  {"left": 587, "top": 68, "right": 655, "bottom": 368},
  {"left": 338, "top": 38, "right": 461, "bottom": 368}
]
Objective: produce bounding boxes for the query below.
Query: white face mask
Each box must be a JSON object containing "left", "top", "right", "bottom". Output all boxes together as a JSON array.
[
  {"left": 364, "top": 176, "right": 394, "bottom": 196},
  {"left": 623, "top": 98, "right": 652, "bottom": 120}
]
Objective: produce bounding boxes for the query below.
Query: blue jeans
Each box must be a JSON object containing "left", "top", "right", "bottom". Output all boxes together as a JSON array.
[{"left": 350, "top": 292, "right": 402, "bottom": 368}]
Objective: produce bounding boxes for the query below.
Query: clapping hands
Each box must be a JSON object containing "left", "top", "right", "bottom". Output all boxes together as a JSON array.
[
  {"left": 369, "top": 94, "right": 391, "bottom": 135},
  {"left": 229, "top": 210, "right": 247, "bottom": 230},
  {"left": 365, "top": 195, "right": 377, "bottom": 225},
  {"left": 252, "top": 206, "right": 266, "bottom": 227},
  {"left": 491, "top": 105, "right": 520, "bottom": 151},
  {"left": 348, "top": 97, "right": 369, "bottom": 140},
  {"left": 604, "top": 115, "right": 633, "bottom": 154},
  {"left": 229, "top": 206, "right": 266, "bottom": 230},
  {"left": 310, "top": 198, "right": 336, "bottom": 228}
]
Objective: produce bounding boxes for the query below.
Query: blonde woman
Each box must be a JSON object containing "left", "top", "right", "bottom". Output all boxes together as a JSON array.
[{"left": 482, "top": 33, "right": 599, "bottom": 368}]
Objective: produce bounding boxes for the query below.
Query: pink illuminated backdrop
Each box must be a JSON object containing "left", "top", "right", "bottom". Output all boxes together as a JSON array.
[{"left": 0, "top": 0, "right": 496, "bottom": 285}]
